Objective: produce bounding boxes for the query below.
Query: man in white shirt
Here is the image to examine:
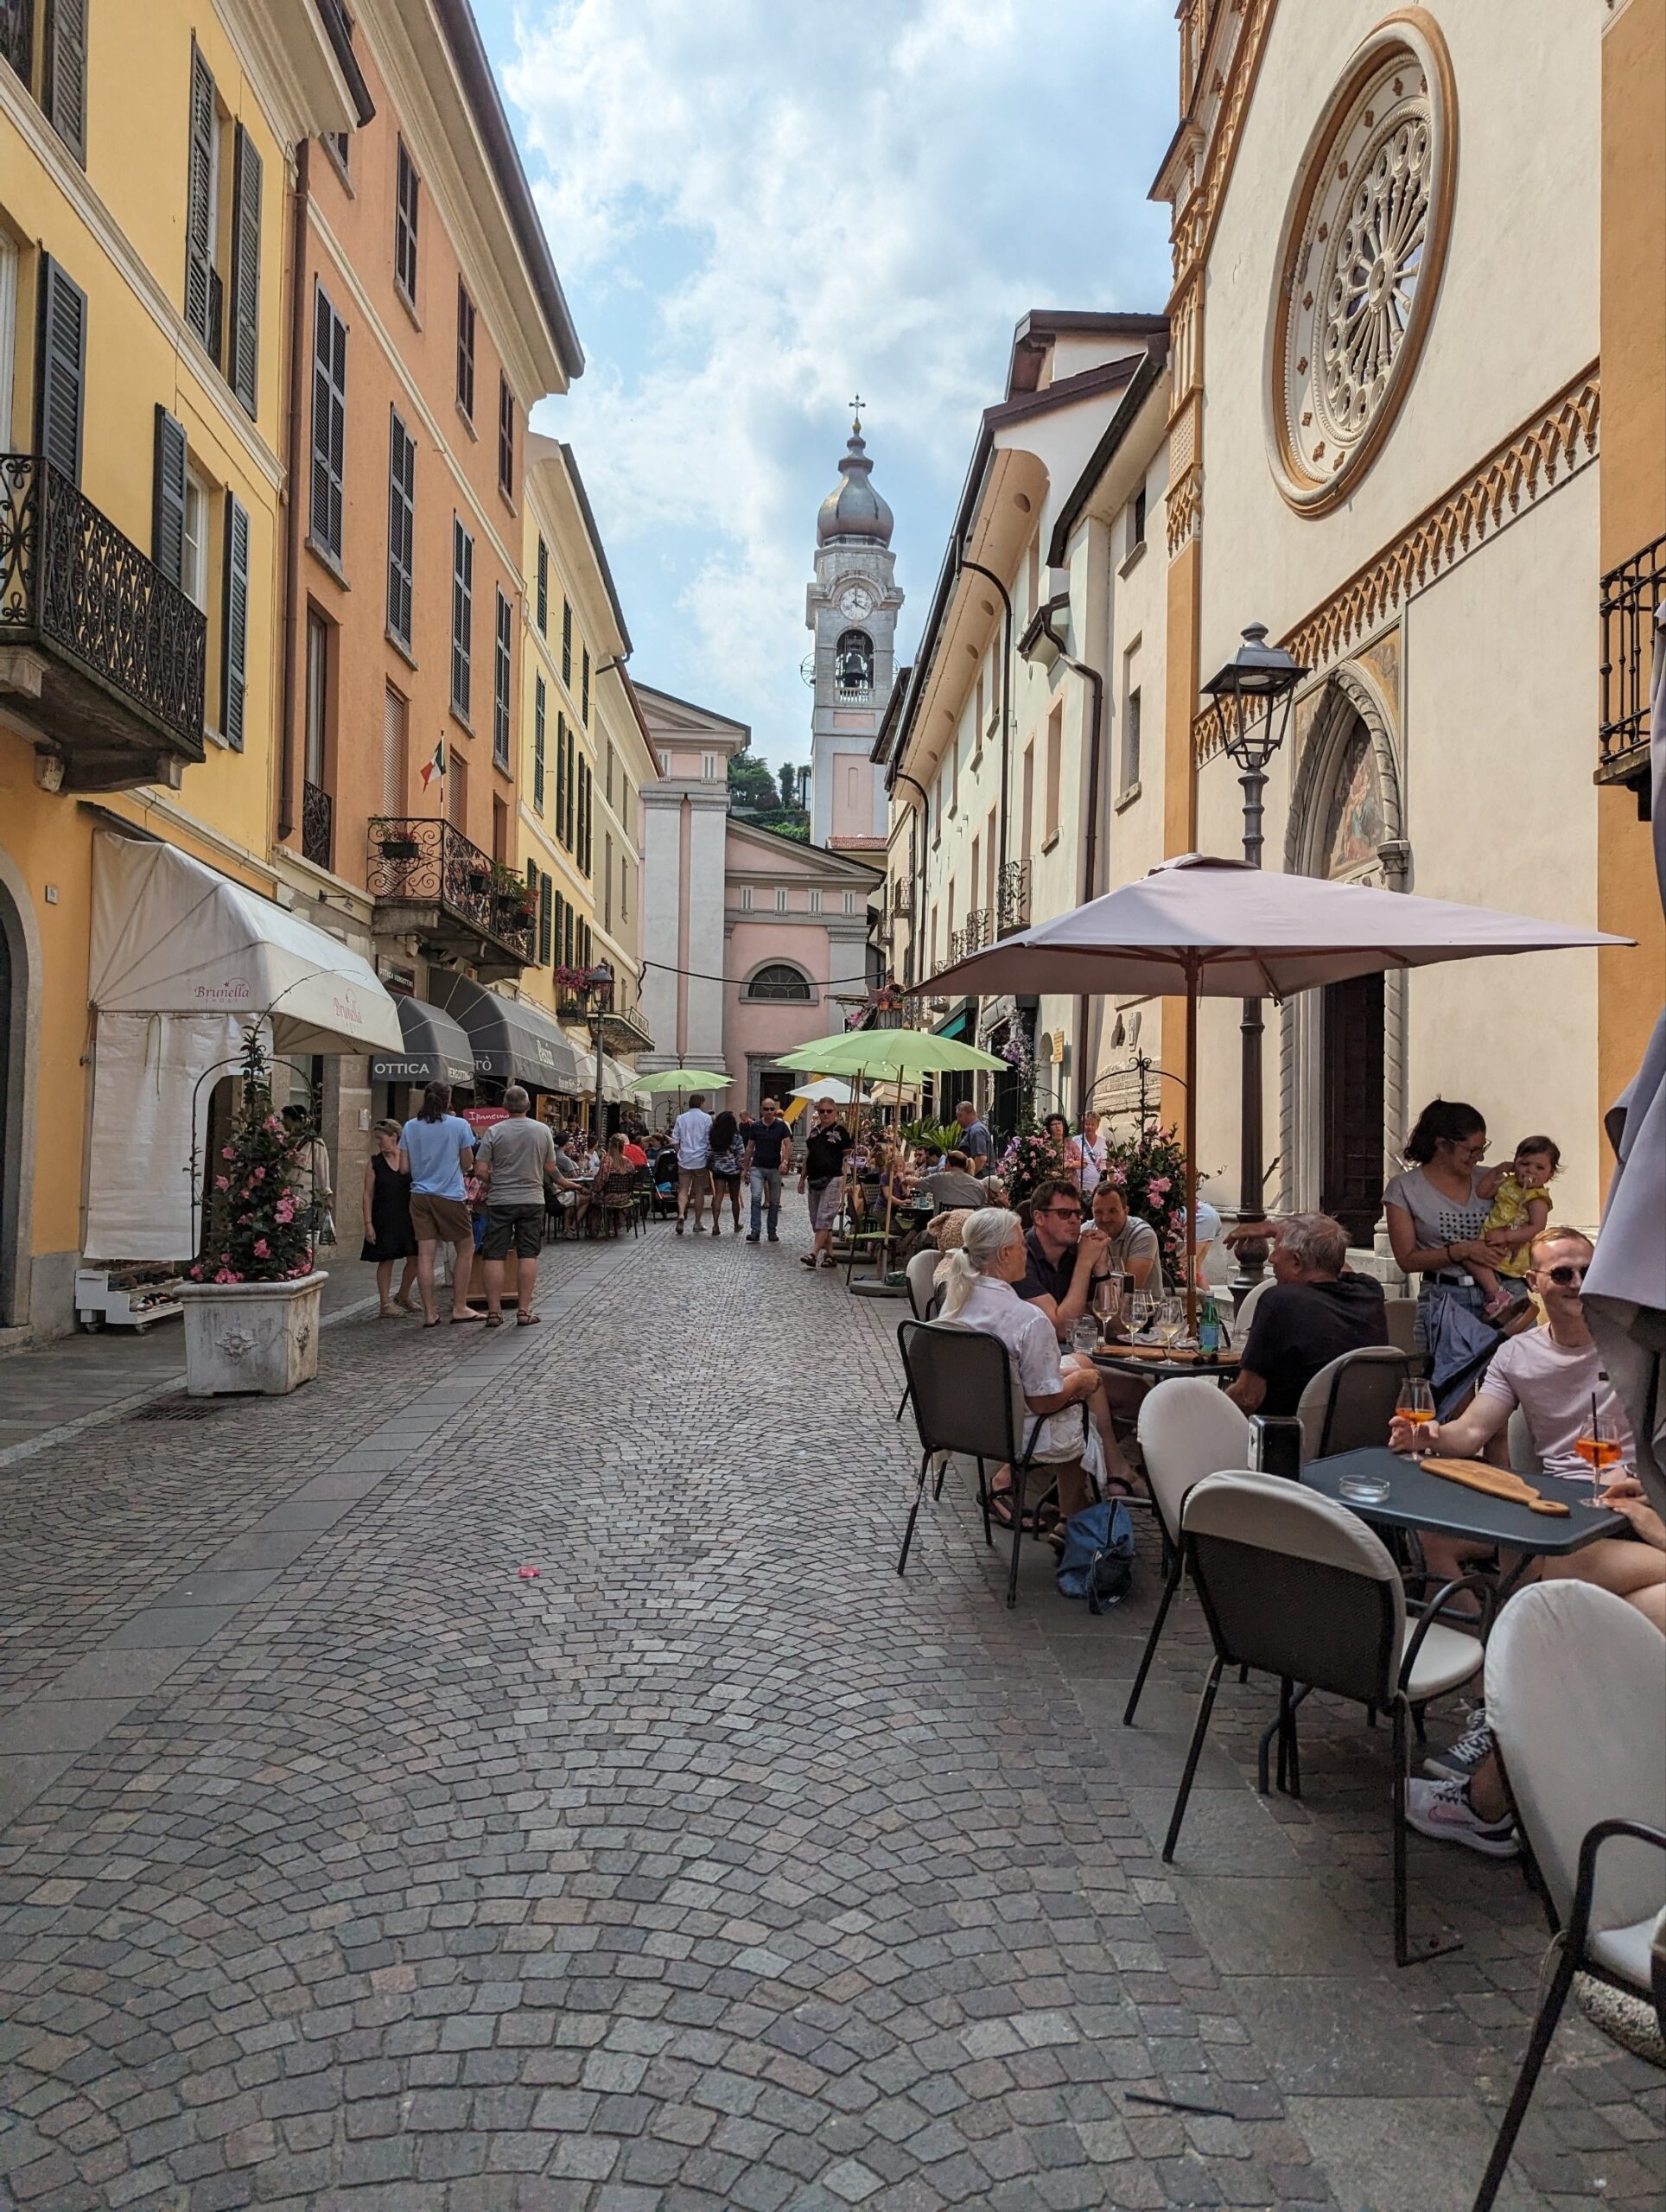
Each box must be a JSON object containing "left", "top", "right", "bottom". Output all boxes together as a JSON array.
[{"left": 671, "top": 1093, "right": 714, "bottom": 1236}]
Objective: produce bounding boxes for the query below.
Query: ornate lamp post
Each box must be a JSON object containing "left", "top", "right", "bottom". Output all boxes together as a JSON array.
[
  {"left": 580, "top": 962, "right": 614, "bottom": 1139},
  {"left": 1200, "top": 623, "right": 1308, "bottom": 1295}
]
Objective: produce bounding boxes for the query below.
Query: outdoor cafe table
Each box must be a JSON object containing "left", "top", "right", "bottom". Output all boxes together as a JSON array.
[
  {"left": 1304, "top": 1448, "right": 1627, "bottom": 1599},
  {"left": 1090, "top": 1345, "right": 1241, "bottom": 1386}
]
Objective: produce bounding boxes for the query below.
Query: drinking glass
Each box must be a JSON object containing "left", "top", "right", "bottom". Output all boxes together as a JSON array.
[
  {"left": 1093, "top": 1274, "right": 1125, "bottom": 1332},
  {"left": 1070, "top": 1317, "right": 1100, "bottom": 1357},
  {"left": 1574, "top": 1413, "right": 1622, "bottom": 1478},
  {"left": 1156, "top": 1297, "right": 1185, "bottom": 1349},
  {"left": 1395, "top": 1378, "right": 1436, "bottom": 1452},
  {"left": 1129, "top": 1290, "right": 1153, "bottom": 1339}
]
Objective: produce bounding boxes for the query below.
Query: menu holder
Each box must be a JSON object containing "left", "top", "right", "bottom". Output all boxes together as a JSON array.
[{"left": 1421, "top": 1458, "right": 1570, "bottom": 1517}]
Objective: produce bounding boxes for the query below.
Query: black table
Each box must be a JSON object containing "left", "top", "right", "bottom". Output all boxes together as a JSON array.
[
  {"left": 1305, "top": 1449, "right": 1625, "bottom": 1578},
  {"left": 1091, "top": 1347, "right": 1240, "bottom": 1386}
]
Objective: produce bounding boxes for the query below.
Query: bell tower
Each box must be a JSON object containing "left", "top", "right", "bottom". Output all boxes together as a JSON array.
[{"left": 805, "top": 405, "right": 901, "bottom": 851}]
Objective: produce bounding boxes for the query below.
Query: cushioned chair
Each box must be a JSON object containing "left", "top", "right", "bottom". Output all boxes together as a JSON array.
[
  {"left": 1471, "top": 1582, "right": 1666, "bottom": 2212},
  {"left": 1230, "top": 1276, "right": 1272, "bottom": 1340},
  {"left": 1295, "top": 1345, "right": 1412, "bottom": 1463},
  {"left": 895, "top": 1319, "right": 1095, "bottom": 1610},
  {"left": 1122, "top": 1381, "right": 1252, "bottom": 1726},
  {"left": 1164, "top": 1469, "right": 1485, "bottom": 1965}
]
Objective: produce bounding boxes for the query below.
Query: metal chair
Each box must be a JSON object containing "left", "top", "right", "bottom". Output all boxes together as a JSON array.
[
  {"left": 1122, "top": 1381, "right": 1252, "bottom": 1726},
  {"left": 894, "top": 1319, "right": 1091, "bottom": 1610},
  {"left": 1296, "top": 1345, "right": 1412, "bottom": 1463},
  {"left": 1471, "top": 1582, "right": 1666, "bottom": 2212},
  {"left": 893, "top": 1249, "right": 944, "bottom": 1422},
  {"left": 1163, "top": 1470, "right": 1486, "bottom": 1966},
  {"left": 598, "top": 1171, "right": 638, "bottom": 1238}
]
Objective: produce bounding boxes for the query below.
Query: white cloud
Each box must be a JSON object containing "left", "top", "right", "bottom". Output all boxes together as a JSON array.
[{"left": 506, "top": 0, "right": 1173, "bottom": 755}]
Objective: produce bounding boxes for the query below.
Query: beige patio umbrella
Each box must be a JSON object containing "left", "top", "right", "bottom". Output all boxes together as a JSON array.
[{"left": 929, "top": 855, "right": 1634, "bottom": 1333}]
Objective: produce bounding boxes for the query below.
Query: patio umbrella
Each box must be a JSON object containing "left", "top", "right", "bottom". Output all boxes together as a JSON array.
[
  {"left": 789, "top": 1078, "right": 873, "bottom": 1106},
  {"left": 779, "top": 1028, "right": 1008, "bottom": 1265},
  {"left": 928, "top": 855, "right": 1633, "bottom": 1331},
  {"left": 633, "top": 1068, "right": 732, "bottom": 1095}
]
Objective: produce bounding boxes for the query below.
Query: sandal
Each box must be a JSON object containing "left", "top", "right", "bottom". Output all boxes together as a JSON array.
[
  {"left": 989, "top": 1491, "right": 1050, "bottom": 1535},
  {"left": 485, "top": 1313, "right": 504, "bottom": 1329},
  {"left": 517, "top": 1312, "right": 541, "bottom": 1326}
]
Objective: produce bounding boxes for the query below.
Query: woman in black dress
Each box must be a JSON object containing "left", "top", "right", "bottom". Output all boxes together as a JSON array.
[{"left": 362, "top": 1118, "right": 419, "bottom": 1314}]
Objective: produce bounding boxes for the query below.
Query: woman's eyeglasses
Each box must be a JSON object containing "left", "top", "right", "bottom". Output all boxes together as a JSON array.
[{"left": 1543, "top": 1262, "right": 1587, "bottom": 1287}]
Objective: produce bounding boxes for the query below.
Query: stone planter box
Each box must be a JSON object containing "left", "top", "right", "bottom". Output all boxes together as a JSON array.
[{"left": 176, "top": 1271, "right": 327, "bottom": 1396}]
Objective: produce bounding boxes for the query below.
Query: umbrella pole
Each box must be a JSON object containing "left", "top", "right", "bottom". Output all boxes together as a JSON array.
[
  {"left": 881, "top": 1070, "right": 903, "bottom": 1274},
  {"left": 1184, "top": 965, "right": 1199, "bottom": 1338}
]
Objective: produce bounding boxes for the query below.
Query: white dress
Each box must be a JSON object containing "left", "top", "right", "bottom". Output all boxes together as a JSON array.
[{"left": 951, "top": 1276, "right": 1106, "bottom": 1475}]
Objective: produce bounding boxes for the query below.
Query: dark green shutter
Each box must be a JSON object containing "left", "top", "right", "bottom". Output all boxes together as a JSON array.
[
  {"left": 35, "top": 256, "right": 86, "bottom": 484},
  {"left": 185, "top": 42, "right": 215, "bottom": 349},
  {"left": 534, "top": 677, "right": 546, "bottom": 810},
  {"left": 387, "top": 410, "right": 414, "bottom": 646},
  {"left": 228, "top": 123, "right": 262, "bottom": 417},
  {"left": 152, "top": 404, "right": 188, "bottom": 587},
  {"left": 561, "top": 600, "right": 571, "bottom": 684},
  {"left": 221, "top": 491, "right": 249, "bottom": 749},
  {"left": 310, "top": 285, "right": 347, "bottom": 556},
  {"left": 581, "top": 646, "right": 590, "bottom": 726},
  {"left": 44, "top": 0, "right": 87, "bottom": 162},
  {"left": 537, "top": 537, "right": 548, "bottom": 632},
  {"left": 538, "top": 873, "right": 552, "bottom": 964}
]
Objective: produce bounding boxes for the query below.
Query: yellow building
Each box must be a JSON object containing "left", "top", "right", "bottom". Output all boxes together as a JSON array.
[
  {"left": 517, "top": 432, "right": 656, "bottom": 1122},
  {"left": 0, "top": 3, "right": 365, "bottom": 1336}
]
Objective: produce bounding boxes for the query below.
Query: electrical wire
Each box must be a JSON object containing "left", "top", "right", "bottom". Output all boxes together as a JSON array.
[{"left": 639, "top": 957, "right": 884, "bottom": 989}]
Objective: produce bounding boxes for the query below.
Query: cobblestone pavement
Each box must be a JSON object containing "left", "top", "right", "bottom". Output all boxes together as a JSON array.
[{"left": 0, "top": 1220, "right": 1659, "bottom": 2212}]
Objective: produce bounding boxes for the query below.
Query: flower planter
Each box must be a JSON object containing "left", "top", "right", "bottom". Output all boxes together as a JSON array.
[
  {"left": 378, "top": 838, "right": 420, "bottom": 861},
  {"left": 177, "top": 1271, "right": 328, "bottom": 1396}
]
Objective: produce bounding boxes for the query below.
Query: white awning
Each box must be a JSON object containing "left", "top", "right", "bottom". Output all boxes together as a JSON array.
[{"left": 90, "top": 832, "right": 403, "bottom": 1054}]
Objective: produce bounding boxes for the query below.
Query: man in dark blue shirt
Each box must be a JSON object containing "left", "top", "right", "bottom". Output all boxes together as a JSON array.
[
  {"left": 954, "top": 1099, "right": 995, "bottom": 1173},
  {"left": 798, "top": 1101, "right": 852, "bottom": 1268},
  {"left": 743, "top": 1096, "right": 794, "bottom": 1243}
]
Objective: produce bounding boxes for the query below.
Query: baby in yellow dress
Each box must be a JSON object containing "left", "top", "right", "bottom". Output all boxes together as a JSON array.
[{"left": 1466, "top": 1135, "right": 1559, "bottom": 1317}]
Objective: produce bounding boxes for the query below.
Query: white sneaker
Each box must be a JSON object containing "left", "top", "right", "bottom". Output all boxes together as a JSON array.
[{"left": 1405, "top": 1776, "right": 1518, "bottom": 1859}]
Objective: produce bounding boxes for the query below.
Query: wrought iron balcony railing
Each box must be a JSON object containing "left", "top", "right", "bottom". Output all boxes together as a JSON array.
[
  {"left": 1599, "top": 533, "right": 1663, "bottom": 813},
  {"left": 890, "top": 876, "right": 911, "bottom": 915},
  {"left": 366, "top": 818, "right": 533, "bottom": 971},
  {"left": 997, "top": 859, "right": 1031, "bottom": 936},
  {"left": 0, "top": 452, "right": 207, "bottom": 791}
]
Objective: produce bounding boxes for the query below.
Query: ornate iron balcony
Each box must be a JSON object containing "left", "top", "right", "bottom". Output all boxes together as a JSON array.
[
  {"left": 0, "top": 452, "right": 207, "bottom": 791},
  {"left": 366, "top": 818, "right": 533, "bottom": 975},
  {"left": 1599, "top": 533, "right": 1663, "bottom": 816},
  {"left": 997, "top": 859, "right": 1031, "bottom": 935}
]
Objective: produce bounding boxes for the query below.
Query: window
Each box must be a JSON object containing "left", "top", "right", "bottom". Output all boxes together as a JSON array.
[
  {"left": 497, "top": 373, "right": 514, "bottom": 499},
  {"left": 746, "top": 963, "right": 811, "bottom": 1002},
  {"left": 1123, "top": 685, "right": 1142, "bottom": 794},
  {"left": 152, "top": 404, "right": 188, "bottom": 588},
  {"left": 561, "top": 599, "right": 572, "bottom": 685},
  {"left": 843, "top": 890, "right": 856, "bottom": 916},
  {"left": 492, "top": 794, "right": 507, "bottom": 862},
  {"left": 605, "top": 743, "right": 614, "bottom": 806},
  {"left": 16, "top": 0, "right": 86, "bottom": 162},
  {"left": 35, "top": 254, "right": 86, "bottom": 484},
  {"left": 773, "top": 887, "right": 788, "bottom": 913},
  {"left": 455, "top": 279, "right": 475, "bottom": 418},
  {"left": 533, "top": 676, "right": 546, "bottom": 811},
  {"left": 493, "top": 588, "right": 512, "bottom": 766},
  {"left": 394, "top": 139, "right": 419, "bottom": 308},
  {"left": 182, "top": 469, "right": 209, "bottom": 611},
  {"left": 386, "top": 409, "right": 415, "bottom": 648},
  {"left": 564, "top": 719, "right": 576, "bottom": 848},
  {"left": 309, "top": 284, "right": 347, "bottom": 560},
  {"left": 449, "top": 517, "right": 473, "bottom": 720},
  {"left": 536, "top": 537, "right": 548, "bottom": 632},
  {"left": 226, "top": 125, "right": 261, "bottom": 416},
  {"left": 603, "top": 833, "right": 613, "bottom": 929},
  {"left": 0, "top": 232, "right": 16, "bottom": 446},
  {"left": 579, "top": 757, "right": 593, "bottom": 874},
  {"left": 221, "top": 492, "right": 249, "bottom": 748},
  {"left": 1021, "top": 741, "right": 1034, "bottom": 860},
  {"left": 304, "top": 610, "right": 328, "bottom": 787},
  {"left": 184, "top": 43, "right": 222, "bottom": 361},
  {"left": 537, "top": 869, "right": 553, "bottom": 964},
  {"left": 1044, "top": 702, "right": 1062, "bottom": 842},
  {"left": 581, "top": 645, "right": 590, "bottom": 725},
  {"left": 808, "top": 888, "right": 821, "bottom": 915},
  {"left": 448, "top": 748, "right": 467, "bottom": 830},
  {"left": 621, "top": 859, "right": 630, "bottom": 920},
  {"left": 555, "top": 711, "right": 569, "bottom": 843},
  {"left": 383, "top": 685, "right": 407, "bottom": 815},
  {"left": 1129, "top": 486, "right": 1147, "bottom": 555}
]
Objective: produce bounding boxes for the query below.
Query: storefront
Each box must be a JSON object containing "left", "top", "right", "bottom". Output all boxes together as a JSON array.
[
  {"left": 426, "top": 971, "right": 586, "bottom": 1108},
  {"left": 367, "top": 996, "right": 480, "bottom": 1128}
]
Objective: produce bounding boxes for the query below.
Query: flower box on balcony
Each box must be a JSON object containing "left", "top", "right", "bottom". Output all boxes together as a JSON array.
[{"left": 378, "top": 837, "right": 420, "bottom": 861}]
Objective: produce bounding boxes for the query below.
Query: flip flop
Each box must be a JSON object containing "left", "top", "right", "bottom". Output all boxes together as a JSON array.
[{"left": 450, "top": 1311, "right": 486, "bottom": 1324}]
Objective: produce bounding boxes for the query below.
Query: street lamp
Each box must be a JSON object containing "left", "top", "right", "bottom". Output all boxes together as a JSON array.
[
  {"left": 580, "top": 962, "right": 614, "bottom": 1140},
  {"left": 1200, "top": 622, "right": 1308, "bottom": 1295}
]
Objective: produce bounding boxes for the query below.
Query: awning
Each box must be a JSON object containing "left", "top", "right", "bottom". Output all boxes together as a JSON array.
[
  {"left": 604, "top": 1055, "right": 642, "bottom": 1103},
  {"left": 370, "top": 996, "right": 478, "bottom": 1089},
  {"left": 90, "top": 831, "right": 403, "bottom": 1053},
  {"left": 427, "top": 971, "right": 584, "bottom": 1089}
]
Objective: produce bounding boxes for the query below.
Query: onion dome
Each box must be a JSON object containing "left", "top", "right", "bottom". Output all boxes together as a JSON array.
[{"left": 817, "top": 417, "right": 893, "bottom": 547}]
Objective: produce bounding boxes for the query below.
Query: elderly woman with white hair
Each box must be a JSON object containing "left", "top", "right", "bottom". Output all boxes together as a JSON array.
[{"left": 938, "top": 1207, "right": 1125, "bottom": 1532}]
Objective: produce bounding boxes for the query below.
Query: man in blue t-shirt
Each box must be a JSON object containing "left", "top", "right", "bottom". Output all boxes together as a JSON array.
[
  {"left": 954, "top": 1099, "right": 994, "bottom": 1173},
  {"left": 397, "top": 1083, "right": 480, "bottom": 1326},
  {"left": 742, "top": 1096, "right": 795, "bottom": 1243}
]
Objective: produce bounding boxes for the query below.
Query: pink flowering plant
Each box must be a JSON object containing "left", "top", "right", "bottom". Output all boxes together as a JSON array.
[
  {"left": 996, "top": 1122, "right": 1069, "bottom": 1207},
  {"left": 191, "top": 1031, "right": 314, "bottom": 1285},
  {"left": 1101, "top": 1121, "right": 1200, "bottom": 1273}
]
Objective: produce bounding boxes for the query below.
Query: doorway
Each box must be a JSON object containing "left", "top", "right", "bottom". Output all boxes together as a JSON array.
[{"left": 1320, "top": 972, "right": 1385, "bottom": 1247}]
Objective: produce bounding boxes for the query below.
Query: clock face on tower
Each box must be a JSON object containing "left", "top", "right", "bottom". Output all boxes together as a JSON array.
[{"left": 837, "top": 584, "right": 874, "bottom": 622}]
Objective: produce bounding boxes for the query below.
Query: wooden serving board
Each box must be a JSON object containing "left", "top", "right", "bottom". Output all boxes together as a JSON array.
[
  {"left": 1421, "top": 1457, "right": 1570, "bottom": 1516},
  {"left": 1094, "top": 1344, "right": 1239, "bottom": 1365}
]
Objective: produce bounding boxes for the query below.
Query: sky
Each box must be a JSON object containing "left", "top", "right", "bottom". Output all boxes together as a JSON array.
[{"left": 472, "top": 0, "right": 1176, "bottom": 774}]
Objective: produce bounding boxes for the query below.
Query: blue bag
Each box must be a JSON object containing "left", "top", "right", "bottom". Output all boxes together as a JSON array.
[{"left": 1056, "top": 1499, "right": 1135, "bottom": 1611}]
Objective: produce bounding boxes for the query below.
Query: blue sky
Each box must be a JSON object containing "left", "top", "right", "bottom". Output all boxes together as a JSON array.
[{"left": 472, "top": 0, "right": 1176, "bottom": 773}]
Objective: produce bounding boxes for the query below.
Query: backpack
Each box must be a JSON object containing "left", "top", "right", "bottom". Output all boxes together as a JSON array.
[{"left": 1056, "top": 1498, "right": 1135, "bottom": 1612}]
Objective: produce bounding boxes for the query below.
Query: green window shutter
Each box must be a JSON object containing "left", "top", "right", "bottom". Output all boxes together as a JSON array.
[
  {"left": 561, "top": 600, "right": 571, "bottom": 685},
  {"left": 185, "top": 42, "right": 215, "bottom": 350},
  {"left": 537, "top": 537, "right": 548, "bottom": 633},
  {"left": 450, "top": 518, "right": 473, "bottom": 718},
  {"left": 309, "top": 285, "right": 347, "bottom": 556},
  {"left": 386, "top": 410, "right": 415, "bottom": 646},
  {"left": 581, "top": 646, "right": 590, "bottom": 727},
  {"left": 533, "top": 677, "right": 546, "bottom": 810},
  {"left": 151, "top": 404, "right": 188, "bottom": 587},
  {"left": 221, "top": 490, "right": 250, "bottom": 749},
  {"left": 35, "top": 255, "right": 86, "bottom": 485},
  {"left": 44, "top": 0, "right": 87, "bottom": 163},
  {"left": 228, "top": 123, "right": 262, "bottom": 417},
  {"left": 538, "top": 873, "right": 552, "bottom": 964}
]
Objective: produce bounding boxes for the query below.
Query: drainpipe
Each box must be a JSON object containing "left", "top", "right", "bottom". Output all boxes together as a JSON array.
[
  {"left": 889, "top": 766, "right": 930, "bottom": 983},
  {"left": 277, "top": 139, "right": 310, "bottom": 845},
  {"left": 954, "top": 552, "right": 1013, "bottom": 888},
  {"left": 1028, "top": 593, "right": 1103, "bottom": 1110}
]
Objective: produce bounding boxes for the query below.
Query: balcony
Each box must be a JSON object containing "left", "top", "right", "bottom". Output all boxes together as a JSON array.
[
  {"left": 0, "top": 453, "right": 207, "bottom": 791},
  {"left": 891, "top": 876, "right": 911, "bottom": 915},
  {"left": 997, "top": 859, "right": 1031, "bottom": 936},
  {"left": 554, "top": 970, "right": 655, "bottom": 1052},
  {"left": 366, "top": 818, "right": 533, "bottom": 977},
  {"left": 948, "top": 907, "right": 992, "bottom": 966},
  {"left": 1599, "top": 534, "right": 1663, "bottom": 817}
]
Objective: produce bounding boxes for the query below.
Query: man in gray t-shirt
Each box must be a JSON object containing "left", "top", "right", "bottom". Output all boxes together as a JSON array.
[{"left": 476, "top": 1088, "right": 557, "bottom": 1325}]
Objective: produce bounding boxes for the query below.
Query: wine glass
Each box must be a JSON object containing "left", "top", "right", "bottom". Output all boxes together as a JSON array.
[
  {"left": 1574, "top": 1412, "right": 1622, "bottom": 1479},
  {"left": 1155, "top": 1296, "right": 1185, "bottom": 1350},
  {"left": 1093, "top": 1273, "right": 1124, "bottom": 1334},
  {"left": 1129, "top": 1290, "right": 1153, "bottom": 1340},
  {"left": 1395, "top": 1378, "right": 1436, "bottom": 1452}
]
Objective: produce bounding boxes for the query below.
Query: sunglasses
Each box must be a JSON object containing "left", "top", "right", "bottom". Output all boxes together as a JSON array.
[
  {"left": 1043, "top": 1206, "right": 1082, "bottom": 1221},
  {"left": 1542, "top": 1262, "right": 1587, "bottom": 1287}
]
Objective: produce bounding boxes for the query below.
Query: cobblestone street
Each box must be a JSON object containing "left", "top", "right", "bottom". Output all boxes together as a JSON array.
[{"left": 0, "top": 1222, "right": 1659, "bottom": 2212}]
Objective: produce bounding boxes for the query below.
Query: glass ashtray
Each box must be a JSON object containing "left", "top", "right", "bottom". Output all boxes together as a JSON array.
[{"left": 1338, "top": 1472, "right": 1392, "bottom": 1506}]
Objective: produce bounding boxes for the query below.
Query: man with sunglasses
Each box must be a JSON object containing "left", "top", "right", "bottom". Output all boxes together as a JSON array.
[{"left": 1014, "top": 1178, "right": 1108, "bottom": 1333}]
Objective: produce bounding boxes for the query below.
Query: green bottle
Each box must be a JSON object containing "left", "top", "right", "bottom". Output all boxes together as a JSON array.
[{"left": 1199, "top": 1294, "right": 1222, "bottom": 1356}]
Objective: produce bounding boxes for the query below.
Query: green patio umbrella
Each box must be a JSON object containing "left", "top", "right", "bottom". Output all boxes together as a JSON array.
[{"left": 633, "top": 1068, "right": 733, "bottom": 1095}]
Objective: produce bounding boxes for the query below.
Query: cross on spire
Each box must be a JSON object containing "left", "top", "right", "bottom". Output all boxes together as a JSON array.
[{"left": 849, "top": 393, "right": 864, "bottom": 433}]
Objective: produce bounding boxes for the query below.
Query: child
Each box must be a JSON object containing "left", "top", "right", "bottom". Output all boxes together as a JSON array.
[{"left": 1466, "top": 1135, "right": 1560, "bottom": 1317}]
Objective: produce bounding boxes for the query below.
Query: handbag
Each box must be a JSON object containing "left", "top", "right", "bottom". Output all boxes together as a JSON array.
[{"left": 1055, "top": 1498, "right": 1135, "bottom": 1612}]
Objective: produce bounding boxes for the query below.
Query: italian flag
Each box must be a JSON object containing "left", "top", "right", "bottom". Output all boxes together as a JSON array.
[{"left": 419, "top": 737, "right": 445, "bottom": 791}]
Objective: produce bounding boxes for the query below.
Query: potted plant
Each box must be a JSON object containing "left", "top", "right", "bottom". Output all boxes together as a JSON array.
[
  {"left": 175, "top": 1030, "right": 327, "bottom": 1395},
  {"left": 1102, "top": 1118, "right": 1199, "bottom": 1279},
  {"left": 371, "top": 815, "right": 421, "bottom": 861},
  {"left": 996, "top": 1122, "right": 1069, "bottom": 1208}
]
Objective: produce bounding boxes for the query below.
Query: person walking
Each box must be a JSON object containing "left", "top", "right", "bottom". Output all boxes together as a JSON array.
[
  {"left": 361, "top": 1119, "right": 419, "bottom": 1315},
  {"left": 707, "top": 1109, "right": 745, "bottom": 1236},
  {"left": 397, "top": 1082, "right": 481, "bottom": 1326},
  {"left": 474, "top": 1086, "right": 558, "bottom": 1326},
  {"left": 744, "top": 1095, "right": 793, "bottom": 1243},
  {"left": 798, "top": 1098, "right": 852, "bottom": 1270},
  {"left": 671, "top": 1090, "right": 714, "bottom": 1236}
]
